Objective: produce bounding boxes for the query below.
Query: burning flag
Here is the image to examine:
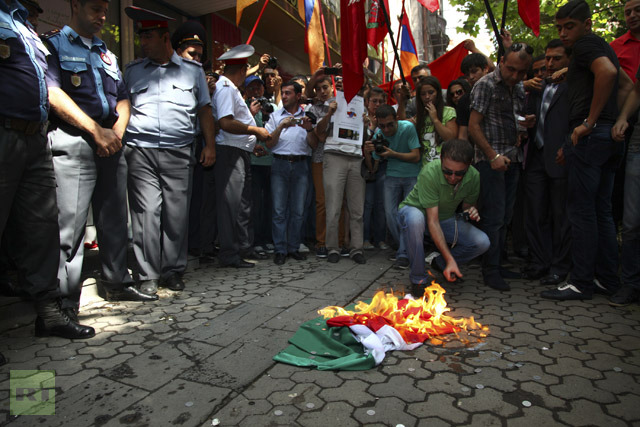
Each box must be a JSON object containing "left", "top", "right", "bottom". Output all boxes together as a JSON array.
[{"left": 274, "top": 283, "right": 487, "bottom": 370}]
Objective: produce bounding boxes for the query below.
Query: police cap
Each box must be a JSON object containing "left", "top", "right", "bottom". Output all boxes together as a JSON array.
[
  {"left": 20, "top": 0, "right": 44, "bottom": 13},
  {"left": 125, "top": 6, "right": 175, "bottom": 33},
  {"left": 218, "top": 44, "right": 255, "bottom": 65},
  {"left": 171, "top": 20, "right": 206, "bottom": 50}
]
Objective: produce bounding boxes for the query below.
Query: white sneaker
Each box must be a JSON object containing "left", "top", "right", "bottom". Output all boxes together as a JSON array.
[
  {"left": 378, "top": 242, "right": 390, "bottom": 250},
  {"left": 299, "top": 243, "right": 310, "bottom": 253},
  {"left": 265, "top": 243, "right": 275, "bottom": 254},
  {"left": 254, "top": 245, "right": 265, "bottom": 253},
  {"left": 425, "top": 251, "right": 440, "bottom": 264},
  {"left": 363, "top": 240, "right": 375, "bottom": 250}
]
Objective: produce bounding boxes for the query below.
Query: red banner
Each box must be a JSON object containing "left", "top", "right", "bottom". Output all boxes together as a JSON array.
[
  {"left": 518, "top": 0, "right": 540, "bottom": 37},
  {"left": 340, "top": 0, "right": 367, "bottom": 103},
  {"left": 366, "top": 0, "right": 388, "bottom": 48}
]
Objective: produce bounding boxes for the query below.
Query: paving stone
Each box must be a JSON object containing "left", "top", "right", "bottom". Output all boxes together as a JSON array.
[
  {"left": 606, "top": 393, "right": 640, "bottom": 422},
  {"left": 585, "top": 352, "right": 640, "bottom": 374},
  {"left": 460, "top": 367, "right": 517, "bottom": 392},
  {"left": 416, "top": 372, "right": 464, "bottom": 394},
  {"left": 318, "top": 379, "right": 373, "bottom": 406},
  {"left": 207, "top": 396, "right": 272, "bottom": 426},
  {"left": 558, "top": 399, "right": 629, "bottom": 427},
  {"left": 506, "top": 406, "right": 559, "bottom": 426},
  {"left": 549, "top": 375, "right": 616, "bottom": 403},
  {"left": 407, "top": 393, "right": 468, "bottom": 424},
  {"left": 284, "top": 269, "right": 344, "bottom": 290},
  {"left": 518, "top": 381, "right": 567, "bottom": 409},
  {"left": 594, "top": 371, "right": 640, "bottom": 395},
  {"left": 457, "top": 388, "right": 519, "bottom": 417},
  {"left": 244, "top": 377, "right": 297, "bottom": 400},
  {"left": 544, "top": 356, "right": 603, "bottom": 380},
  {"left": 464, "top": 413, "right": 503, "bottom": 426},
  {"left": 368, "top": 375, "right": 426, "bottom": 402},
  {"left": 297, "top": 401, "right": 359, "bottom": 427},
  {"left": 264, "top": 298, "right": 332, "bottom": 332},
  {"left": 102, "top": 379, "right": 230, "bottom": 427},
  {"left": 289, "top": 369, "right": 345, "bottom": 388},
  {"left": 352, "top": 397, "right": 416, "bottom": 426}
]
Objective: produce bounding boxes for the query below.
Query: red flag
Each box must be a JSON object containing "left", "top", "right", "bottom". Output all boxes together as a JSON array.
[
  {"left": 340, "top": 0, "right": 367, "bottom": 103},
  {"left": 518, "top": 0, "right": 540, "bottom": 37},
  {"left": 366, "top": 0, "right": 388, "bottom": 48},
  {"left": 416, "top": 0, "right": 440, "bottom": 13},
  {"left": 427, "top": 41, "right": 469, "bottom": 89}
]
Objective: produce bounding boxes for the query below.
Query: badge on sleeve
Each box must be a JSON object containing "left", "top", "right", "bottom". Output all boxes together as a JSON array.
[
  {"left": 71, "top": 74, "right": 81, "bottom": 87},
  {"left": 0, "top": 42, "right": 9, "bottom": 59},
  {"left": 100, "top": 52, "right": 112, "bottom": 65}
]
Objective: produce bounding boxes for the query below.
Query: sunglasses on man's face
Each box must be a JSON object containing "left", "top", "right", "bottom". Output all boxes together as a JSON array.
[
  {"left": 453, "top": 89, "right": 464, "bottom": 96},
  {"left": 442, "top": 167, "right": 468, "bottom": 177}
]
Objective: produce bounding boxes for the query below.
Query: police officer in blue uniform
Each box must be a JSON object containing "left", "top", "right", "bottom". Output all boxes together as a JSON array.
[
  {"left": 0, "top": 0, "right": 95, "bottom": 354},
  {"left": 124, "top": 7, "right": 216, "bottom": 295},
  {"left": 43, "top": 0, "right": 158, "bottom": 318}
]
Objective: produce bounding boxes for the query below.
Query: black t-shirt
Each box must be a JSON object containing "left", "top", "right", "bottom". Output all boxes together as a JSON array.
[
  {"left": 567, "top": 33, "right": 620, "bottom": 128},
  {"left": 456, "top": 93, "right": 471, "bottom": 127}
]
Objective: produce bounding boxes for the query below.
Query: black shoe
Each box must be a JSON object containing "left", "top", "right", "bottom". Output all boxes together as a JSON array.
[
  {"left": 609, "top": 286, "right": 640, "bottom": 307},
  {"left": 593, "top": 278, "right": 618, "bottom": 296},
  {"left": 139, "top": 279, "right": 159, "bottom": 295},
  {"left": 106, "top": 285, "right": 159, "bottom": 302},
  {"left": 221, "top": 260, "right": 255, "bottom": 268},
  {"left": 274, "top": 253, "right": 286, "bottom": 265},
  {"left": 352, "top": 253, "right": 366, "bottom": 264},
  {"left": 289, "top": 251, "right": 307, "bottom": 261},
  {"left": 242, "top": 250, "right": 268, "bottom": 261},
  {"left": 540, "top": 282, "right": 592, "bottom": 300},
  {"left": 340, "top": 247, "right": 350, "bottom": 257},
  {"left": 393, "top": 257, "right": 409, "bottom": 270},
  {"left": 328, "top": 252, "right": 340, "bottom": 263},
  {"left": 540, "top": 273, "right": 564, "bottom": 287},
  {"left": 188, "top": 248, "right": 202, "bottom": 258},
  {"left": 483, "top": 274, "right": 510, "bottom": 291},
  {"left": 500, "top": 269, "right": 523, "bottom": 279},
  {"left": 34, "top": 300, "right": 95, "bottom": 339},
  {"left": 163, "top": 275, "right": 185, "bottom": 291},
  {"left": 410, "top": 283, "right": 426, "bottom": 298},
  {"left": 61, "top": 306, "right": 79, "bottom": 323}
]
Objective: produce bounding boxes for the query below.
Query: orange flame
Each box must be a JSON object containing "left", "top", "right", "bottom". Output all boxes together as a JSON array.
[{"left": 318, "top": 282, "right": 488, "bottom": 344}]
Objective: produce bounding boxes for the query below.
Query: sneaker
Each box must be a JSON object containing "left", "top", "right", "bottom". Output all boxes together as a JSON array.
[
  {"left": 254, "top": 245, "right": 266, "bottom": 253},
  {"left": 363, "top": 240, "right": 375, "bottom": 250},
  {"left": 340, "top": 247, "right": 350, "bottom": 257},
  {"left": 378, "top": 242, "right": 390, "bottom": 250},
  {"left": 609, "top": 286, "right": 639, "bottom": 307},
  {"left": 540, "top": 282, "right": 591, "bottom": 300},
  {"left": 425, "top": 251, "right": 440, "bottom": 265},
  {"left": 388, "top": 254, "right": 397, "bottom": 262},
  {"left": 328, "top": 252, "right": 340, "bottom": 263},
  {"left": 593, "top": 278, "right": 618, "bottom": 296},
  {"left": 265, "top": 243, "right": 275, "bottom": 254},
  {"left": 316, "top": 246, "right": 328, "bottom": 258},
  {"left": 352, "top": 253, "right": 366, "bottom": 264},
  {"left": 299, "top": 243, "right": 310, "bottom": 253},
  {"left": 394, "top": 257, "right": 410, "bottom": 270},
  {"left": 483, "top": 274, "right": 510, "bottom": 291}
]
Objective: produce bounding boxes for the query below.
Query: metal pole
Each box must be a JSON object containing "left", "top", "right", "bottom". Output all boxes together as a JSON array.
[{"left": 379, "top": 0, "right": 407, "bottom": 85}]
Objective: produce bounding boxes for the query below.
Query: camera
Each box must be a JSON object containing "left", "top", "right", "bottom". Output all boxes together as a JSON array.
[
  {"left": 253, "top": 97, "right": 274, "bottom": 114},
  {"left": 291, "top": 118, "right": 303, "bottom": 125},
  {"left": 456, "top": 211, "right": 470, "bottom": 221},
  {"left": 305, "top": 111, "right": 317, "bottom": 125},
  {"left": 267, "top": 56, "right": 278, "bottom": 69},
  {"left": 372, "top": 133, "right": 389, "bottom": 154}
]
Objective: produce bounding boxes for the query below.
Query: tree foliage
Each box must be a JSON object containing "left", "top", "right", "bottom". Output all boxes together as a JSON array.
[{"left": 449, "top": 0, "right": 627, "bottom": 57}]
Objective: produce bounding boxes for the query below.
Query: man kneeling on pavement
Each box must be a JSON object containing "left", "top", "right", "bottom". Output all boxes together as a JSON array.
[{"left": 398, "top": 139, "right": 490, "bottom": 294}]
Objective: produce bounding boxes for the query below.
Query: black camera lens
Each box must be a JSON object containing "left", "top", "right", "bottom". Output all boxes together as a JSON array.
[{"left": 267, "top": 56, "right": 278, "bottom": 69}]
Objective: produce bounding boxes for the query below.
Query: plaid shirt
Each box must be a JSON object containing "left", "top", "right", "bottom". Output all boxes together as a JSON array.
[{"left": 470, "top": 66, "right": 526, "bottom": 163}]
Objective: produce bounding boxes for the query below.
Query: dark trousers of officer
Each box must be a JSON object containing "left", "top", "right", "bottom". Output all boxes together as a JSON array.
[
  {"left": 215, "top": 145, "right": 252, "bottom": 265},
  {"left": 525, "top": 146, "right": 571, "bottom": 277},
  {"left": 200, "top": 163, "right": 218, "bottom": 253},
  {"left": 0, "top": 127, "right": 59, "bottom": 301},
  {"left": 49, "top": 127, "right": 132, "bottom": 309},
  {"left": 126, "top": 145, "right": 193, "bottom": 281}
]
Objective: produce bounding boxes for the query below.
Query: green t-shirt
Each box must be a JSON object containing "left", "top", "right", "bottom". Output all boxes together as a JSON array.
[
  {"left": 372, "top": 120, "right": 421, "bottom": 178},
  {"left": 419, "top": 106, "right": 457, "bottom": 165},
  {"left": 399, "top": 159, "right": 479, "bottom": 221}
]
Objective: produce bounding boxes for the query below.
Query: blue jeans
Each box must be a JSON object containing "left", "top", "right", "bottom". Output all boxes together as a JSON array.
[
  {"left": 271, "top": 158, "right": 309, "bottom": 255},
  {"left": 384, "top": 175, "right": 417, "bottom": 259},
  {"left": 364, "top": 162, "right": 386, "bottom": 244},
  {"left": 565, "top": 125, "right": 623, "bottom": 292},
  {"left": 399, "top": 205, "right": 490, "bottom": 284},
  {"left": 622, "top": 149, "right": 640, "bottom": 290},
  {"left": 475, "top": 161, "right": 521, "bottom": 278}
]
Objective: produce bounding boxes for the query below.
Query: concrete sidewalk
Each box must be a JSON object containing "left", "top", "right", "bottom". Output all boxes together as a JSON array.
[{"left": 1, "top": 248, "right": 639, "bottom": 426}]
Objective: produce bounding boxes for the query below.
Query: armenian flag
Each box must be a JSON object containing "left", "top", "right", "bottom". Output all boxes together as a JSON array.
[
  {"left": 298, "top": 0, "right": 325, "bottom": 73},
  {"left": 399, "top": 10, "right": 419, "bottom": 78}
]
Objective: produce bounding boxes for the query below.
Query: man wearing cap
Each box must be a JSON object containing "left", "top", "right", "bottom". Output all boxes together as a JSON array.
[
  {"left": 18, "top": 0, "right": 41, "bottom": 30},
  {"left": 43, "top": 0, "right": 157, "bottom": 318},
  {"left": 1, "top": 0, "right": 95, "bottom": 346},
  {"left": 213, "top": 44, "right": 270, "bottom": 268},
  {"left": 124, "top": 6, "right": 216, "bottom": 293}
]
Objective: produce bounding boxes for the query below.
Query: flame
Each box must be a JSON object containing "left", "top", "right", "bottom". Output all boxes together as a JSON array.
[{"left": 319, "top": 281, "right": 488, "bottom": 344}]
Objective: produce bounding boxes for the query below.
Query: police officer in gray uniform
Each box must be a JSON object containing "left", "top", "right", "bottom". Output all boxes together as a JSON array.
[
  {"left": 0, "top": 0, "right": 94, "bottom": 351},
  {"left": 124, "top": 6, "right": 216, "bottom": 295},
  {"left": 43, "top": 0, "right": 157, "bottom": 319}
]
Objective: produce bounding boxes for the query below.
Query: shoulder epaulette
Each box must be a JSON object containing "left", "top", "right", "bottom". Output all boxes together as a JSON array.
[
  {"left": 125, "top": 58, "right": 145, "bottom": 68},
  {"left": 41, "top": 28, "right": 60, "bottom": 39}
]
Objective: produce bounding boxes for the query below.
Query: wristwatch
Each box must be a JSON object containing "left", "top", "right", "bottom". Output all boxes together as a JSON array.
[{"left": 581, "top": 119, "right": 593, "bottom": 129}]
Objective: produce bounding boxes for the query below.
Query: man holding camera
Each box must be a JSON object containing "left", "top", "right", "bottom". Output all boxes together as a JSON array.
[
  {"left": 365, "top": 105, "right": 421, "bottom": 270},
  {"left": 398, "top": 139, "right": 489, "bottom": 293},
  {"left": 264, "top": 81, "right": 313, "bottom": 264}
]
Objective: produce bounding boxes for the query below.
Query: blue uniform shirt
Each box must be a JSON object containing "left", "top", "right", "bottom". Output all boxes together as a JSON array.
[
  {"left": 43, "top": 25, "right": 126, "bottom": 126},
  {"left": 0, "top": 0, "right": 49, "bottom": 122},
  {"left": 124, "top": 52, "right": 210, "bottom": 149}
]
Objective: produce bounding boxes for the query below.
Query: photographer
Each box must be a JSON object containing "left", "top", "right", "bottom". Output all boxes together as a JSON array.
[
  {"left": 397, "top": 139, "right": 489, "bottom": 294},
  {"left": 364, "top": 105, "right": 421, "bottom": 270},
  {"left": 264, "top": 81, "right": 314, "bottom": 265}
]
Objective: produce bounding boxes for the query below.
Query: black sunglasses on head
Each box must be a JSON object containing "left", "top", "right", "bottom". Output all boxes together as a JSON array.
[
  {"left": 442, "top": 167, "right": 468, "bottom": 177},
  {"left": 510, "top": 43, "right": 534, "bottom": 55}
]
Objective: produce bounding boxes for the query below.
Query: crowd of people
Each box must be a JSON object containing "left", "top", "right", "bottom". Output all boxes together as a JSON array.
[{"left": 1, "top": 0, "right": 639, "bottom": 361}]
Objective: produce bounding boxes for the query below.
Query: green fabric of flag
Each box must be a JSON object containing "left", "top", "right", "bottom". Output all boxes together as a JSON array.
[{"left": 273, "top": 316, "right": 376, "bottom": 371}]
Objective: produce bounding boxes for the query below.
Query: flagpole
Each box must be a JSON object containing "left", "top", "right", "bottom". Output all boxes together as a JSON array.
[
  {"left": 389, "top": 5, "right": 403, "bottom": 82},
  {"left": 246, "top": 0, "right": 270, "bottom": 44},
  {"left": 318, "top": 3, "right": 337, "bottom": 96},
  {"left": 379, "top": 0, "right": 407, "bottom": 85},
  {"left": 381, "top": 41, "right": 386, "bottom": 84},
  {"left": 497, "top": 0, "right": 508, "bottom": 62},
  {"left": 482, "top": 0, "right": 504, "bottom": 62}
]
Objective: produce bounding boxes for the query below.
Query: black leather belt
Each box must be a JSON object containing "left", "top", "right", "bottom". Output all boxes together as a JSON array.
[
  {"left": 0, "top": 115, "right": 47, "bottom": 136},
  {"left": 273, "top": 153, "right": 308, "bottom": 162}
]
